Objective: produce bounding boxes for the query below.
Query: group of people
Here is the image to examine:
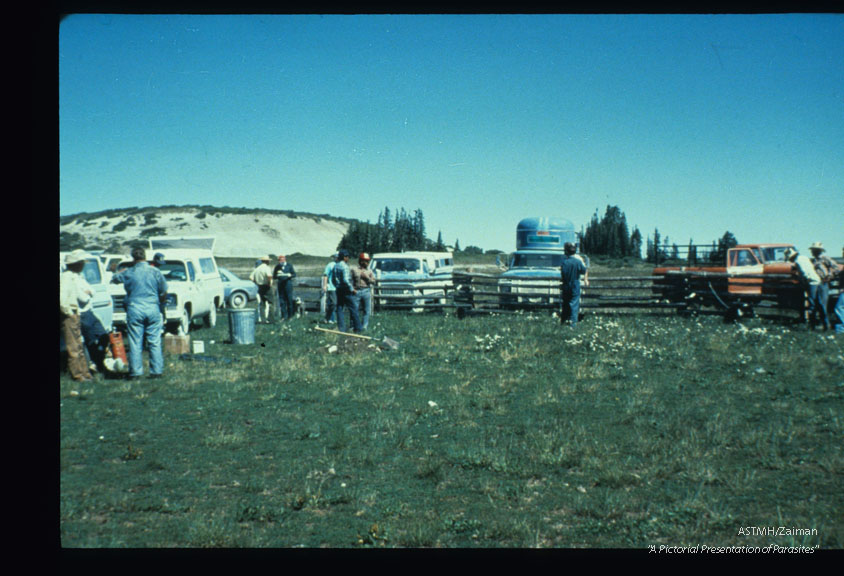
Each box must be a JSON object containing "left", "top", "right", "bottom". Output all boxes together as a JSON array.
[
  {"left": 249, "top": 254, "right": 298, "bottom": 323},
  {"left": 61, "top": 246, "right": 168, "bottom": 381},
  {"left": 786, "top": 242, "right": 843, "bottom": 332},
  {"left": 60, "top": 239, "right": 844, "bottom": 383},
  {"left": 248, "top": 250, "right": 377, "bottom": 333},
  {"left": 321, "top": 250, "right": 376, "bottom": 333}
]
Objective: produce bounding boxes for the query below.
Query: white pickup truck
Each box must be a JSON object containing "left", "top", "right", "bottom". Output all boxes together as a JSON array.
[{"left": 110, "top": 237, "right": 225, "bottom": 335}]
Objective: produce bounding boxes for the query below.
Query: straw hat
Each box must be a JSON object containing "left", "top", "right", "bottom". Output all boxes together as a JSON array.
[
  {"left": 809, "top": 242, "right": 824, "bottom": 252},
  {"left": 65, "top": 249, "right": 90, "bottom": 265}
]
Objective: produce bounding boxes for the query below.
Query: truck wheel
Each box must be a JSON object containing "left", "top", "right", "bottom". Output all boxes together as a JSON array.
[
  {"left": 177, "top": 309, "right": 191, "bottom": 335},
  {"left": 229, "top": 291, "right": 247, "bottom": 309}
]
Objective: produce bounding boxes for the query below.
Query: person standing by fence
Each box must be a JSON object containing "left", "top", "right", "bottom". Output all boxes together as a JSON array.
[
  {"left": 273, "top": 254, "right": 297, "bottom": 322},
  {"left": 560, "top": 242, "right": 588, "bottom": 328},
  {"left": 352, "top": 252, "right": 376, "bottom": 331},
  {"left": 332, "top": 249, "right": 361, "bottom": 333},
  {"left": 785, "top": 247, "right": 821, "bottom": 328},
  {"left": 110, "top": 246, "right": 168, "bottom": 379},
  {"left": 250, "top": 256, "right": 274, "bottom": 324},
  {"left": 321, "top": 253, "right": 338, "bottom": 324},
  {"left": 809, "top": 242, "right": 840, "bottom": 331}
]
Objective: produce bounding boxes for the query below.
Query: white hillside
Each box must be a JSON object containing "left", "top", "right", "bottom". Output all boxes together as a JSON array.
[{"left": 60, "top": 207, "right": 350, "bottom": 258}]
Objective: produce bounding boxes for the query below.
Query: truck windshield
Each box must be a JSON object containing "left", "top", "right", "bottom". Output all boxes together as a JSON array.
[
  {"left": 760, "top": 246, "right": 792, "bottom": 263},
  {"left": 512, "top": 253, "right": 565, "bottom": 268},
  {"left": 82, "top": 259, "right": 103, "bottom": 284},
  {"left": 376, "top": 259, "right": 422, "bottom": 273}
]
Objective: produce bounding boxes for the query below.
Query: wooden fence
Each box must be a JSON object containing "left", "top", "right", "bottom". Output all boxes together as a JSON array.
[{"left": 281, "top": 272, "right": 840, "bottom": 321}]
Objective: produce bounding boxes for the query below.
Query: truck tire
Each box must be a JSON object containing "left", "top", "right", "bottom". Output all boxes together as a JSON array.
[
  {"left": 229, "top": 291, "right": 248, "bottom": 309},
  {"left": 177, "top": 308, "right": 191, "bottom": 335}
]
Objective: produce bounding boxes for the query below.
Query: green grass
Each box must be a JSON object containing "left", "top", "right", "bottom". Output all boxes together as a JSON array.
[{"left": 60, "top": 308, "right": 844, "bottom": 548}]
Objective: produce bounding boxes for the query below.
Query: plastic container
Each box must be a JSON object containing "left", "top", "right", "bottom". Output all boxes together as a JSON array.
[{"left": 228, "top": 309, "right": 256, "bottom": 344}]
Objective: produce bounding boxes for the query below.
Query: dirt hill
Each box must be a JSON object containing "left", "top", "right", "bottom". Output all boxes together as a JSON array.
[{"left": 60, "top": 207, "right": 350, "bottom": 258}]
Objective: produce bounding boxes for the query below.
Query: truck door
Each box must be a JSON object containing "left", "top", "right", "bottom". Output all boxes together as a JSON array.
[{"left": 726, "top": 248, "right": 764, "bottom": 294}]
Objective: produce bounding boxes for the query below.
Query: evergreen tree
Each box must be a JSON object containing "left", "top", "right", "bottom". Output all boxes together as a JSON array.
[
  {"left": 710, "top": 231, "right": 738, "bottom": 263},
  {"left": 581, "top": 205, "right": 633, "bottom": 258},
  {"left": 629, "top": 227, "right": 643, "bottom": 259},
  {"left": 648, "top": 228, "right": 662, "bottom": 264}
]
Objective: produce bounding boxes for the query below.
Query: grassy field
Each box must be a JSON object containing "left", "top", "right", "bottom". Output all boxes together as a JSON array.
[{"left": 60, "top": 302, "right": 844, "bottom": 548}]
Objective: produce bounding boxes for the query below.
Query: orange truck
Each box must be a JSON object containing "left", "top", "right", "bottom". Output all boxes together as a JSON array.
[{"left": 653, "top": 243, "right": 804, "bottom": 317}]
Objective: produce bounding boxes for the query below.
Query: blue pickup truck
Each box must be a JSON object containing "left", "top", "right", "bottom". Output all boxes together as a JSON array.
[{"left": 498, "top": 217, "right": 586, "bottom": 308}]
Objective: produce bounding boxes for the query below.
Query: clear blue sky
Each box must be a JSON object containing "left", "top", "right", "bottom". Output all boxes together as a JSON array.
[{"left": 59, "top": 13, "right": 844, "bottom": 256}]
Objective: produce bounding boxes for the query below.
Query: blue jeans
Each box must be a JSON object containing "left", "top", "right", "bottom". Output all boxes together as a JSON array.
[
  {"left": 126, "top": 303, "right": 164, "bottom": 377},
  {"left": 810, "top": 283, "right": 830, "bottom": 329},
  {"left": 356, "top": 288, "right": 372, "bottom": 330},
  {"left": 336, "top": 288, "right": 361, "bottom": 333},
  {"left": 562, "top": 287, "right": 581, "bottom": 327},
  {"left": 835, "top": 292, "right": 844, "bottom": 334},
  {"left": 276, "top": 282, "right": 295, "bottom": 321},
  {"left": 324, "top": 290, "right": 337, "bottom": 322}
]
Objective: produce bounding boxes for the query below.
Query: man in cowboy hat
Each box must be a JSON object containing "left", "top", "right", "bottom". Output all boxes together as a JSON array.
[
  {"left": 785, "top": 247, "right": 822, "bottom": 328},
  {"left": 808, "top": 242, "right": 841, "bottom": 331},
  {"left": 250, "top": 255, "right": 274, "bottom": 324},
  {"left": 60, "top": 250, "right": 95, "bottom": 381}
]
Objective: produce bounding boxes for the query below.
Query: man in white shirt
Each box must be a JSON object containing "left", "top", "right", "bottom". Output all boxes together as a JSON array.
[
  {"left": 785, "top": 247, "right": 821, "bottom": 327},
  {"left": 60, "top": 250, "right": 94, "bottom": 381},
  {"left": 250, "top": 256, "right": 274, "bottom": 323}
]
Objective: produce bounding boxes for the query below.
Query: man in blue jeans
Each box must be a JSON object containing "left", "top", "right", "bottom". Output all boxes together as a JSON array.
[
  {"left": 332, "top": 249, "right": 361, "bottom": 333},
  {"left": 111, "top": 246, "right": 168, "bottom": 379},
  {"left": 560, "top": 242, "right": 588, "bottom": 328}
]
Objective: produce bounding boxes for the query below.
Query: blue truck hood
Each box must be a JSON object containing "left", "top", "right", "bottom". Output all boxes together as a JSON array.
[
  {"left": 500, "top": 268, "right": 560, "bottom": 279},
  {"left": 378, "top": 272, "right": 429, "bottom": 281}
]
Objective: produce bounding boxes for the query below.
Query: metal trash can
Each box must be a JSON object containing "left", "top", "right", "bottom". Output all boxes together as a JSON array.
[{"left": 228, "top": 308, "right": 256, "bottom": 345}]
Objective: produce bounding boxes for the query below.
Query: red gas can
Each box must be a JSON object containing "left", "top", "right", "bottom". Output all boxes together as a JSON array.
[{"left": 109, "top": 331, "right": 128, "bottom": 365}]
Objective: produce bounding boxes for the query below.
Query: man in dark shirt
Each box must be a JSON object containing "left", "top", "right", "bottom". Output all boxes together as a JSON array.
[
  {"left": 273, "top": 254, "right": 297, "bottom": 322},
  {"left": 560, "top": 242, "right": 588, "bottom": 327}
]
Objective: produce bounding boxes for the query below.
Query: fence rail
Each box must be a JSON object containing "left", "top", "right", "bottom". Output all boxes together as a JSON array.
[{"left": 276, "top": 272, "right": 839, "bottom": 322}]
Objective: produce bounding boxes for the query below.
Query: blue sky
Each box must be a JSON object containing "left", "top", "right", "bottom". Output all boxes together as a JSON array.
[{"left": 59, "top": 13, "right": 843, "bottom": 256}]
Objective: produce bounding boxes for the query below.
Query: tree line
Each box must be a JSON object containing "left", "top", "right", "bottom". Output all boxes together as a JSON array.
[
  {"left": 580, "top": 205, "right": 738, "bottom": 264},
  {"left": 337, "top": 207, "right": 448, "bottom": 256},
  {"left": 336, "top": 204, "right": 740, "bottom": 264}
]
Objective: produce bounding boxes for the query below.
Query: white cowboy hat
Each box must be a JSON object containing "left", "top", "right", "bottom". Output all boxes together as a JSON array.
[
  {"left": 809, "top": 242, "right": 824, "bottom": 251},
  {"left": 65, "top": 249, "right": 90, "bottom": 265}
]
